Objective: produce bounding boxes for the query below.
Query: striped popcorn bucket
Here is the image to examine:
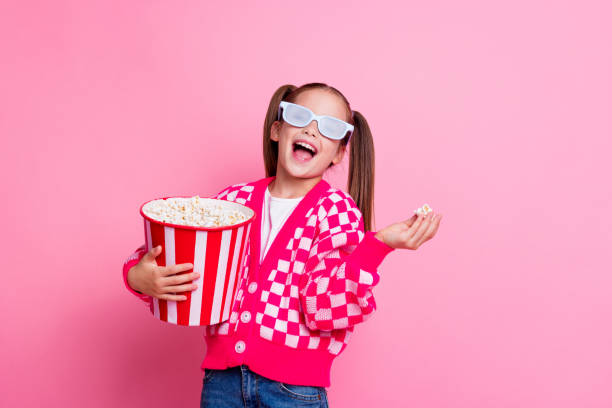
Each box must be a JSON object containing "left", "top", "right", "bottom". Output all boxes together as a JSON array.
[{"left": 140, "top": 197, "right": 255, "bottom": 326}]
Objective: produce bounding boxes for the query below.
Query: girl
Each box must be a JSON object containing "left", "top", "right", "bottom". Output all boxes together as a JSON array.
[{"left": 123, "top": 82, "right": 442, "bottom": 407}]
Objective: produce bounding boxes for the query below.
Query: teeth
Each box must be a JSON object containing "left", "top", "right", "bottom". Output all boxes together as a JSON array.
[{"left": 295, "top": 141, "right": 316, "bottom": 154}]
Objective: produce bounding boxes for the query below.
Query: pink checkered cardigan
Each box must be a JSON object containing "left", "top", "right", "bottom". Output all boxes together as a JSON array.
[{"left": 122, "top": 176, "right": 394, "bottom": 387}]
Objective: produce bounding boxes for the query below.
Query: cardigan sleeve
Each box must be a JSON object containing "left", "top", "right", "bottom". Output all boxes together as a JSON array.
[
  {"left": 122, "top": 244, "right": 153, "bottom": 307},
  {"left": 121, "top": 184, "right": 238, "bottom": 305},
  {"left": 298, "top": 194, "right": 395, "bottom": 331}
]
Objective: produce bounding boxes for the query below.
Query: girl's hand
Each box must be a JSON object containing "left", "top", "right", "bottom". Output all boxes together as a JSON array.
[
  {"left": 127, "top": 245, "right": 199, "bottom": 301},
  {"left": 375, "top": 211, "right": 442, "bottom": 250}
]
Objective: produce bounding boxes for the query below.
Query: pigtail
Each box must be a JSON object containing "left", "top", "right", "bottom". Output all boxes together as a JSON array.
[
  {"left": 263, "top": 84, "right": 296, "bottom": 177},
  {"left": 347, "top": 110, "right": 375, "bottom": 232}
]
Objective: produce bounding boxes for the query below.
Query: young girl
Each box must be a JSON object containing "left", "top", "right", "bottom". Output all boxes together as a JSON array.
[{"left": 123, "top": 82, "right": 442, "bottom": 407}]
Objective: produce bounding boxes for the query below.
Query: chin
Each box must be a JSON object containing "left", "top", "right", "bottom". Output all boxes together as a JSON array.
[
  {"left": 285, "top": 167, "right": 315, "bottom": 179},
  {"left": 281, "top": 160, "right": 318, "bottom": 179}
]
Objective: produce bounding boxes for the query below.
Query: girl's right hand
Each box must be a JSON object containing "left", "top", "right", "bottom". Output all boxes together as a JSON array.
[{"left": 127, "top": 245, "right": 199, "bottom": 301}]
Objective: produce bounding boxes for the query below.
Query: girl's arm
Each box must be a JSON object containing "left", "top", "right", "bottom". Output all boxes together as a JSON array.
[
  {"left": 298, "top": 196, "right": 395, "bottom": 331},
  {"left": 122, "top": 244, "right": 152, "bottom": 306}
]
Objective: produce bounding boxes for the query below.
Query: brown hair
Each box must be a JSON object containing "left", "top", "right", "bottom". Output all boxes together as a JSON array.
[{"left": 262, "top": 83, "right": 376, "bottom": 232}]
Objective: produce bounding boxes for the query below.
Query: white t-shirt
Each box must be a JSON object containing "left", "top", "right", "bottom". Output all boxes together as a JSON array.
[{"left": 260, "top": 186, "right": 304, "bottom": 263}]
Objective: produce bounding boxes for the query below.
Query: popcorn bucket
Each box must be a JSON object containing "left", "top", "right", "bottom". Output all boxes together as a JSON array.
[{"left": 139, "top": 197, "right": 255, "bottom": 326}]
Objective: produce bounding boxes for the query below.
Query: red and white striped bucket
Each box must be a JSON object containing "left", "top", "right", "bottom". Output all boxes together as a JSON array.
[{"left": 139, "top": 197, "right": 255, "bottom": 326}]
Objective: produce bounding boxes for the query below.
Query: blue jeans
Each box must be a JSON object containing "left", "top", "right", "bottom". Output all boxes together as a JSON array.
[{"left": 200, "top": 365, "right": 329, "bottom": 408}]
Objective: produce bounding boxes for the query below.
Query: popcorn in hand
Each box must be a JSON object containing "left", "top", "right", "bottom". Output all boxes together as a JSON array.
[{"left": 414, "top": 203, "right": 433, "bottom": 216}]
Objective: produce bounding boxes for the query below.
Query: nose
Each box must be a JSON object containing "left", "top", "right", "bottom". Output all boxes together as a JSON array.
[{"left": 303, "top": 119, "right": 320, "bottom": 137}]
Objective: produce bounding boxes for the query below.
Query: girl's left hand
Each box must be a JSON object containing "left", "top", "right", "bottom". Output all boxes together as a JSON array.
[{"left": 374, "top": 211, "right": 442, "bottom": 250}]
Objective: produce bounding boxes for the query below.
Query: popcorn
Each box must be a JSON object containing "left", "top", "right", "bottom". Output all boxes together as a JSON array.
[
  {"left": 414, "top": 203, "right": 433, "bottom": 216},
  {"left": 142, "top": 196, "right": 248, "bottom": 228}
]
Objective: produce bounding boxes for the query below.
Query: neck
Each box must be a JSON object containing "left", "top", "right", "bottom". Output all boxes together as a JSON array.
[{"left": 269, "top": 168, "right": 322, "bottom": 198}]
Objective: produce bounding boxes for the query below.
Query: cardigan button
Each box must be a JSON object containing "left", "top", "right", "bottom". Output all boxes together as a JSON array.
[
  {"left": 248, "top": 282, "right": 258, "bottom": 294},
  {"left": 235, "top": 340, "right": 246, "bottom": 354},
  {"left": 240, "top": 311, "right": 251, "bottom": 323}
]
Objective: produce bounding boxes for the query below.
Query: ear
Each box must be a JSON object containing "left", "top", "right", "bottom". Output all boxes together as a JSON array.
[
  {"left": 331, "top": 144, "right": 346, "bottom": 165},
  {"left": 270, "top": 121, "right": 280, "bottom": 142}
]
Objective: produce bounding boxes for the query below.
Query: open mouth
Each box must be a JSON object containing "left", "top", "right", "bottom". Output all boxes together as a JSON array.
[{"left": 292, "top": 141, "right": 317, "bottom": 162}]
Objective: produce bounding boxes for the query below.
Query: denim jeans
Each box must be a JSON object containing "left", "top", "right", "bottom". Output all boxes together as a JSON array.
[{"left": 200, "top": 365, "right": 329, "bottom": 408}]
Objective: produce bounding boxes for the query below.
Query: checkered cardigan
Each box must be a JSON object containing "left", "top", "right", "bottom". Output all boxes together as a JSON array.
[{"left": 122, "top": 176, "right": 394, "bottom": 387}]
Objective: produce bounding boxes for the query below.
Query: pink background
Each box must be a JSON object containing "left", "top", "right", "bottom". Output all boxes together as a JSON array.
[{"left": 1, "top": 1, "right": 610, "bottom": 407}]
